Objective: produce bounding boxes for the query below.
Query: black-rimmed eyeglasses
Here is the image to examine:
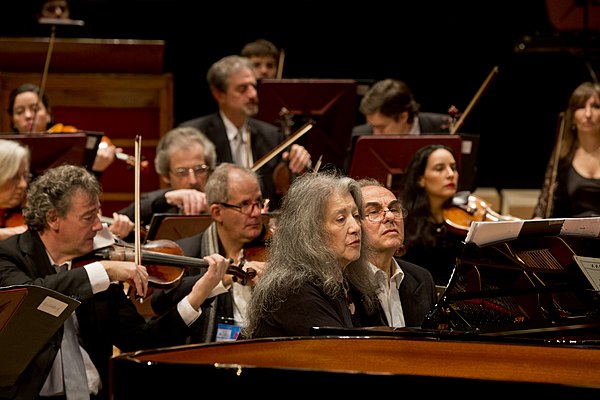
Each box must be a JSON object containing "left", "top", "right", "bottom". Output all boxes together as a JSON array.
[
  {"left": 219, "top": 199, "right": 266, "bottom": 215},
  {"left": 171, "top": 165, "right": 210, "bottom": 178},
  {"left": 364, "top": 205, "right": 408, "bottom": 222}
]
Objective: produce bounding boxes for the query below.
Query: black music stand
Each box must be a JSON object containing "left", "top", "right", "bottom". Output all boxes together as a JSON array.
[
  {"left": 0, "top": 285, "right": 80, "bottom": 386},
  {"left": 348, "top": 135, "right": 463, "bottom": 195},
  {"left": 145, "top": 213, "right": 278, "bottom": 242},
  {"left": 254, "top": 79, "right": 357, "bottom": 169},
  {"left": 145, "top": 214, "right": 214, "bottom": 242},
  {"left": 0, "top": 132, "right": 103, "bottom": 176}
]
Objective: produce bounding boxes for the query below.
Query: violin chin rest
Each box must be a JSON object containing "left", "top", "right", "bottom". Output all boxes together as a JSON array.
[{"left": 452, "top": 191, "right": 471, "bottom": 206}]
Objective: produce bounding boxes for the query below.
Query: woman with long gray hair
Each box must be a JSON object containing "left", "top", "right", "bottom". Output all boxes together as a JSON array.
[{"left": 243, "top": 170, "right": 384, "bottom": 338}]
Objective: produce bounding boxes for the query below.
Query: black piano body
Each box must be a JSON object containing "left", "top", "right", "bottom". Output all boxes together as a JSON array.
[
  {"left": 423, "top": 219, "right": 600, "bottom": 341},
  {"left": 110, "top": 219, "right": 600, "bottom": 398}
]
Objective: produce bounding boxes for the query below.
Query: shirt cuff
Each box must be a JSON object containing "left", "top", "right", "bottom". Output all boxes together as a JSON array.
[
  {"left": 178, "top": 296, "right": 202, "bottom": 325},
  {"left": 84, "top": 261, "right": 110, "bottom": 293},
  {"left": 210, "top": 280, "right": 230, "bottom": 297}
]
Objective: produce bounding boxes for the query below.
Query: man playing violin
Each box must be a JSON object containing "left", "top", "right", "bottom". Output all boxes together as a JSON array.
[
  {"left": 345, "top": 78, "right": 453, "bottom": 172},
  {"left": 151, "top": 163, "right": 267, "bottom": 343},
  {"left": 178, "top": 55, "right": 311, "bottom": 210},
  {"left": 0, "top": 164, "right": 232, "bottom": 400}
]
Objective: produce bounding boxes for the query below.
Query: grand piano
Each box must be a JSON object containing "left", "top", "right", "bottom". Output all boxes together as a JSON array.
[{"left": 110, "top": 217, "right": 600, "bottom": 398}]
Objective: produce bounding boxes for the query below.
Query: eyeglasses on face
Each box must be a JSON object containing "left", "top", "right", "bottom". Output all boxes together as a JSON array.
[
  {"left": 218, "top": 199, "right": 266, "bottom": 215},
  {"left": 364, "top": 203, "right": 408, "bottom": 222},
  {"left": 170, "top": 165, "right": 210, "bottom": 178}
]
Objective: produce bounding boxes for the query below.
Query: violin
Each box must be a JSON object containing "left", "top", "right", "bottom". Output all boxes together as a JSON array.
[
  {"left": 443, "top": 191, "right": 520, "bottom": 236},
  {"left": 252, "top": 119, "right": 314, "bottom": 196},
  {"left": 242, "top": 218, "right": 276, "bottom": 262},
  {"left": 74, "top": 239, "right": 257, "bottom": 289},
  {"left": 1, "top": 209, "right": 25, "bottom": 228}
]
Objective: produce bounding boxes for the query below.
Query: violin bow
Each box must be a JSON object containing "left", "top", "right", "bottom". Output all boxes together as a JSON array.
[
  {"left": 133, "top": 135, "right": 144, "bottom": 299},
  {"left": 35, "top": 18, "right": 84, "bottom": 133},
  {"left": 450, "top": 65, "right": 499, "bottom": 135},
  {"left": 277, "top": 48, "right": 285, "bottom": 79},
  {"left": 251, "top": 119, "right": 314, "bottom": 172}
]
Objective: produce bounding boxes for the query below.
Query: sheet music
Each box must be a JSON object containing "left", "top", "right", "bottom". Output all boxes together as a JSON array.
[
  {"left": 574, "top": 256, "right": 600, "bottom": 292},
  {"left": 465, "top": 220, "right": 524, "bottom": 246},
  {"left": 466, "top": 217, "right": 600, "bottom": 246}
]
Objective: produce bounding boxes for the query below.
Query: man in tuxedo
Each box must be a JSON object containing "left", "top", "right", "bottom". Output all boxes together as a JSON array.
[
  {"left": 0, "top": 164, "right": 230, "bottom": 399},
  {"left": 179, "top": 55, "right": 311, "bottom": 210},
  {"left": 358, "top": 178, "right": 438, "bottom": 327}
]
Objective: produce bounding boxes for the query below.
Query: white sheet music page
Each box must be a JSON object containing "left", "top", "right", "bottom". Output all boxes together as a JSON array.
[
  {"left": 465, "top": 220, "right": 523, "bottom": 246},
  {"left": 574, "top": 256, "right": 600, "bottom": 291},
  {"left": 466, "top": 217, "right": 600, "bottom": 247}
]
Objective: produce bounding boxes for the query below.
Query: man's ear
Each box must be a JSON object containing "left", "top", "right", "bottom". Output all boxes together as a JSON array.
[
  {"left": 210, "top": 203, "right": 223, "bottom": 222},
  {"left": 46, "top": 210, "right": 60, "bottom": 230},
  {"left": 161, "top": 175, "right": 170, "bottom": 186}
]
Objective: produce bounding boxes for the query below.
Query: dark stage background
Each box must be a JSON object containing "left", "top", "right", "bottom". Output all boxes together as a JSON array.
[{"left": 2, "top": 1, "right": 598, "bottom": 191}]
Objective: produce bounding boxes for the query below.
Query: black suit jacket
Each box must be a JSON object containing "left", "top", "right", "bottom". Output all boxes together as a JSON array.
[
  {"left": 395, "top": 257, "right": 438, "bottom": 327},
  {"left": 118, "top": 187, "right": 179, "bottom": 228},
  {"left": 179, "top": 113, "right": 286, "bottom": 208},
  {"left": 0, "top": 230, "right": 198, "bottom": 400}
]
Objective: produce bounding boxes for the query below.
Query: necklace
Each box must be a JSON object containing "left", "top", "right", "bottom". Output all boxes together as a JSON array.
[{"left": 342, "top": 280, "right": 355, "bottom": 315}]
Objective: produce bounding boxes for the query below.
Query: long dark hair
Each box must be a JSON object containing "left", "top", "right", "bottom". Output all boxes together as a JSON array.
[
  {"left": 8, "top": 83, "right": 53, "bottom": 131},
  {"left": 399, "top": 144, "right": 456, "bottom": 248}
]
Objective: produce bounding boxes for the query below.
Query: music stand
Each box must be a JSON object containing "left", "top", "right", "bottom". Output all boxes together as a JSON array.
[
  {"left": 145, "top": 213, "right": 278, "bottom": 242},
  {"left": 145, "top": 214, "right": 214, "bottom": 242},
  {"left": 0, "top": 285, "right": 80, "bottom": 386},
  {"left": 254, "top": 79, "right": 357, "bottom": 169},
  {"left": 348, "top": 135, "right": 463, "bottom": 195},
  {"left": 0, "top": 132, "right": 102, "bottom": 176}
]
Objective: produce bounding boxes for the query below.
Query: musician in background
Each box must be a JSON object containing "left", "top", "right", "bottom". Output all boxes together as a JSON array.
[
  {"left": 345, "top": 79, "right": 452, "bottom": 172},
  {"left": 0, "top": 164, "right": 232, "bottom": 400},
  {"left": 118, "top": 126, "right": 216, "bottom": 228},
  {"left": 241, "top": 38, "right": 280, "bottom": 79},
  {"left": 151, "top": 163, "right": 267, "bottom": 343},
  {"left": 358, "top": 178, "right": 438, "bottom": 327},
  {"left": 37, "top": 0, "right": 70, "bottom": 19},
  {"left": 8, "top": 83, "right": 120, "bottom": 176},
  {"left": 534, "top": 81, "right": 600, "bottom": 218},
  {"left": 0, "top": 139, "right": 30, "bottom": 240},
  {"left": 398, "top": 144, "right": 464, "bottom": 287},
  {"left": 243, "top": 171, "right": 385, "bottom": 339},
  {"left": 178, "top": 55, "right": 311, "bottom": 210}
]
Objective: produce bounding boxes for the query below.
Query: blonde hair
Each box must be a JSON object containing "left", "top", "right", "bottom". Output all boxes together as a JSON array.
[{"left": 0, "top": 140, "right": 30, "bottom": 186}]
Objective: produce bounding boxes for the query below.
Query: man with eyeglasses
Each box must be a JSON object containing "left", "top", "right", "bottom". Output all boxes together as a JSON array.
[
  {"left": 118, "top": 127, "right": 217, "bottom": 229},
  {"left": 357, "top": 178, "right": 437, "bottom": 328},
  {"left": 151, "top": 163, "right": 267, "bottom": 343}
]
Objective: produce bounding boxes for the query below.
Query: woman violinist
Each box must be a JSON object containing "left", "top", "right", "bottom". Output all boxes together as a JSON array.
[
  {"left": 0, "top": 139, "right": 30, "bottom": 240},
  {"left": 398, "top": 144, "right": 466, "bottom": 287},
  {"left": 8, "top": 82, "right": 122, "bottom": 176},
  {"left": 8, "top": 83, "right": 135, "bottom": 239},
  {"left": 534, "top": 82, "right": 600, "bottom": 218}
]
